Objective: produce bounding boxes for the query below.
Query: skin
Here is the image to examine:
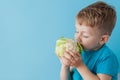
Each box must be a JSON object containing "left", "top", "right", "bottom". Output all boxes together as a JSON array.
[{"left": 60, "top": 21, "right": 111, "bottom": 80}]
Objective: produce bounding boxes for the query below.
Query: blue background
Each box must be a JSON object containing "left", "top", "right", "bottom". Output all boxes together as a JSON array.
[{"left": 0, "top": 0, "right": 120, "bottom": 80}]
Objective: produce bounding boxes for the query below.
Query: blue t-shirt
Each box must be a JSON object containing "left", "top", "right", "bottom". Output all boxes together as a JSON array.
[{"left": 72, "top": 44, "right": 119, "bottom": 80}]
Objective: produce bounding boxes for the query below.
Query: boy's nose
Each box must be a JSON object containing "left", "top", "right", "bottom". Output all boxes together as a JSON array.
[
  {"left": 78, "top": 37, "right": 82, "bottom": 43},
  {"left": 75, "top": 33, "right": 82, "bottom": 43},
  {"left": 75, "top": 34, "right": 82, "bottom": 43}
]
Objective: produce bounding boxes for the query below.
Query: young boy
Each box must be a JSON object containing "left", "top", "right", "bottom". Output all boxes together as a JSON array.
[{"left": 59, "top": 1, "right": 119, "bottom": 80}]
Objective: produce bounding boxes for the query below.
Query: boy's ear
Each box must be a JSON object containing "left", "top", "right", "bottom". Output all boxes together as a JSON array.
[{"left": 99, "top": 35, "right": 110, "bottom": 45}]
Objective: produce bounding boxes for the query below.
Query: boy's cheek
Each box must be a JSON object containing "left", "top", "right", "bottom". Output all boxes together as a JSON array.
[{"left": 81, "top": 43, "right": 90, "bottom": 50}]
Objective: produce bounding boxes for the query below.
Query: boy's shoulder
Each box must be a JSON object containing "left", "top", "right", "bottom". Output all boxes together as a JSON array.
[
  {"left": 97, "top": 44, "right": 118, "bottom": 62},
  {"left": 98, "top": 44, "right": 115, "bottom": 57}
]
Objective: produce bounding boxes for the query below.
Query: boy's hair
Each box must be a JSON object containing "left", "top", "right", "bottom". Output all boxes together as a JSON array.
[{"left": 76, "top": 1, "right": 116, "bottom": 36}]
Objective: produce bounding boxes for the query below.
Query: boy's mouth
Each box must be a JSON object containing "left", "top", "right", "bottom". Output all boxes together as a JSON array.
[
  {"left": 80, "top": 44, "right": 84, "bottom": 49},
  {"left": 77, "top": 42, "right": 84, "bottom": 49}
]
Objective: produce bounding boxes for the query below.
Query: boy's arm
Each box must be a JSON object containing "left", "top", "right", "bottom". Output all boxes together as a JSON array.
[
  {"left": 66, "top": 49, "right": 112, "bottom": 80},
  {"left": 77, "top": 63, "right": 111, "bottom": 80},
  {"left": 60, "top": 65, "right": 73, "bottom": 80}
]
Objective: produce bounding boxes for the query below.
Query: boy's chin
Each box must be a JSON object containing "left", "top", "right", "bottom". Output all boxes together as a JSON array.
[{"left": 82, "top": 46, "right": 92, "bottom": 51}]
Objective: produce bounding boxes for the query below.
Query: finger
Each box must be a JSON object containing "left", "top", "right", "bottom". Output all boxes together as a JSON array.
[
  {"left": 62, "top": 56, "right": 71, "bottom": 66},
  {"left": 68, "top": 50, "right": 79, "bottom": 59},
  {"left": 64, "top": 51, "right": 74, "bottom": 59},
  {"left": 66, "top": 50, "right": 79, "bottom": 63},
  {"left": 70, "top": 59, "right": 77, "bottom": 67},
  {"left": 66, "top": 50, "right": 76, "bottom": 58},
  {"left": 74, "top": 51, "right": 81, "bottom": 57},
  {"left": 70, "top": 59, "right": 76, "bottom": 64}
]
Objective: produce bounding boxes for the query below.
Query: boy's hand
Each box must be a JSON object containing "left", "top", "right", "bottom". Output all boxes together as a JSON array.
[
  {"left": 59, "top": 49, "right": 83, "bottom": 68},
  {"left": 65, "top": 50, "right": 83, "bottom": 68},
  {"left": 59, "top": 52, "right": 71, "bottom": 67}
]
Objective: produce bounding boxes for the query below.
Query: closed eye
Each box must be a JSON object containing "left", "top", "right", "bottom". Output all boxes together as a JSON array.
[{"left": 83, "top": 35, "right": 89, "bottom": 38}]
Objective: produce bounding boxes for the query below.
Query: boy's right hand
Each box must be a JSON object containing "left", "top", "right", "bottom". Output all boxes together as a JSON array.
[{"left": 59, "top": 50, "right": 72, "bottom": 68}]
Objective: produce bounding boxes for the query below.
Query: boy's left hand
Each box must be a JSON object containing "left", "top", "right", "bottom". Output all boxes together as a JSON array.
[{"left": 66, "top": 50, "right": 83, "bottom": 68}]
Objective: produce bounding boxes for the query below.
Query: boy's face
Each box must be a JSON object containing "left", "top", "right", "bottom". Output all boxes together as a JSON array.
[{"left": 75, "top": 21, "right": 102, "bottom": 50}]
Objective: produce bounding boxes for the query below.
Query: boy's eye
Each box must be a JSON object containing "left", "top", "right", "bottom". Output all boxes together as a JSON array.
[{"left": 83, "top": 35, "right": 89, "bottom": 38}]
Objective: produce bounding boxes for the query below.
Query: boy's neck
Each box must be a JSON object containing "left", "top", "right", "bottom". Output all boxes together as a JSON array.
[{"left": 93, "top": 43, "right": 105, "bottom": 51}]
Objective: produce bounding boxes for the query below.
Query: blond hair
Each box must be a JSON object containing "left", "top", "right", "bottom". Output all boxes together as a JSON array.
[{"left": 76, "top": 1, "right": 116, "bottom": 35}]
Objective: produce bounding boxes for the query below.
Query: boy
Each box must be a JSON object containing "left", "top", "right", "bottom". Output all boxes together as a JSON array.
[{"left": 59, "top": 1, "right": 119, "bottom": 80}]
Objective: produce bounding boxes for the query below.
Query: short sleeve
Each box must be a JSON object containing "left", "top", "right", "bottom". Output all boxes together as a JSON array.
[{"left": 95, "top": 53, "right": 119, "bottom": 77}]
